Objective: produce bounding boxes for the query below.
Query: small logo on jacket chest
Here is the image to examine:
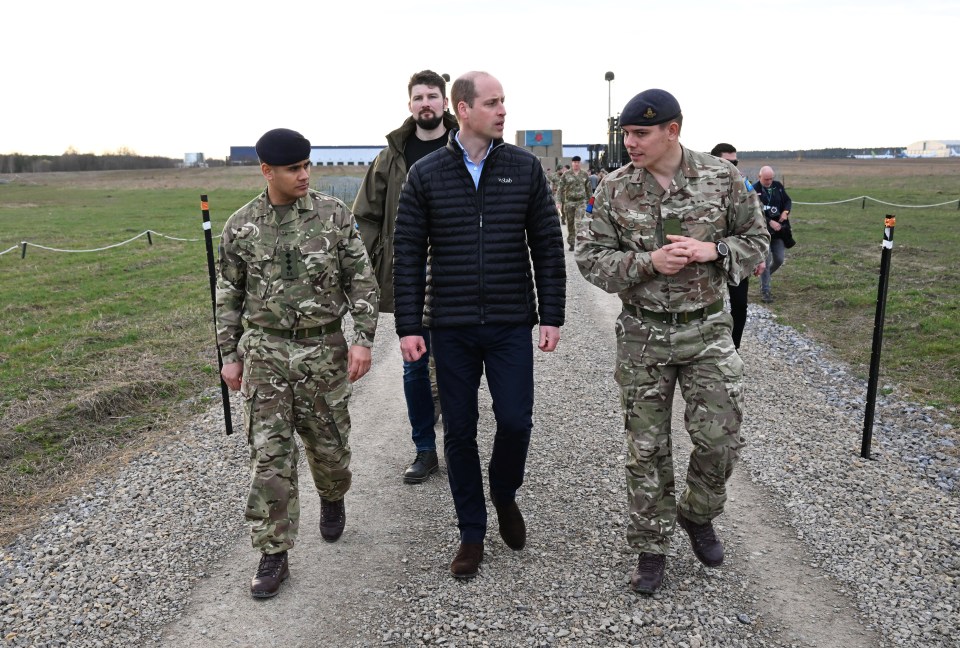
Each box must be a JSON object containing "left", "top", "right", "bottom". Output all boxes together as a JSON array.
[{"left": 496, "top": 177, "right": 513, "bottom": 184}]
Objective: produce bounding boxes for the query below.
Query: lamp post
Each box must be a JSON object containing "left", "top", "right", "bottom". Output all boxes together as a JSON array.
[{"left": 604, "top": 71, "right": 615, "bottom": 119}]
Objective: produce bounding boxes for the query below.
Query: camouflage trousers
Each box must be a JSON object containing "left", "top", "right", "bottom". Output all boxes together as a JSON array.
[
  {"left": 238, "top": 329, "right": 353, "bottom": 553},
  {"left": 614, "top": 308, "right": 744, "bottom": 554},
  {"left": 562, "top": 201, "right": 585, "bottom": 247}
]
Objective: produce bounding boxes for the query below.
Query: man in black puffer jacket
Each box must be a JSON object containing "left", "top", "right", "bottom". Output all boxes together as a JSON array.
[{"left": 394, "top": 71, "right": 566, "bottom": 580}]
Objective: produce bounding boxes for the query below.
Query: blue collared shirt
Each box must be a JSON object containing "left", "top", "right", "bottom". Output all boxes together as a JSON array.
[{"left": 456, "top": 131, "right": 493, "bottom": 188}]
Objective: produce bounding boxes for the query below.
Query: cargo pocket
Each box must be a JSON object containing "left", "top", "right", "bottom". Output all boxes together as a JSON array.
[
  {"left": 715, "top": 351, "right": 744, "bottom": 419},
  {"left": 241, "top": 382, "right": 258, "bottom": 445},
  {"left": 319, "top": 377, "right": 352, "bottom": 448}
]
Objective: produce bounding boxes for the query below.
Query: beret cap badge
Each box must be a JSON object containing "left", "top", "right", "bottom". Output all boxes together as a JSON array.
[{"left": 643, "top": 107, "right": 656, "bottom": 119}]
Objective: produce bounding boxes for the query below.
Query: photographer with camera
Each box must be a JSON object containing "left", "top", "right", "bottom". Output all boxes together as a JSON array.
[{"left": 755, "top": 165, "right": 793, "bottom": 303}]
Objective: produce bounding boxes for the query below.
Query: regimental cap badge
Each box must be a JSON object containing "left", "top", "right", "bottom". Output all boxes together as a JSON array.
[{"left": 643, "top": 107, "right": 656, "bottom": 119}]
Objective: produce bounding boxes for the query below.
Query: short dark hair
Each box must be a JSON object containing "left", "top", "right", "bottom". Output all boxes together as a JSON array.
[
  {"left": 711, "top": 142, "right": 737, "bottom": 157},
  {"left": 659, "top": 114, "right": 683, "bottom": 134},
  {"left": 451, "top": 71, "right": 488, "bottom": 110},
  {"left": 408, "top": 70, "right": 447, "bottom": 99}
]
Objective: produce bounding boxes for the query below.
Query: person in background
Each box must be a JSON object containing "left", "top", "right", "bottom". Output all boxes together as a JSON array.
[
  {"left": 756, "top": 165, "right": 793, "bottom": 303},
  {"left": 576, "top": 90, "right": 768, "bottom": 595},
  {"left": 352, "top": 70, "right": 459, "bottom": 484},
  {"left": 710, "top": 143, "right": 766, "bottom": 349},
  {"left": 557, "top": 155, "right": 591, "bottom": 251},
  {"left": 217, "top": 128, "right": 379, "bottom": 598},
  {"left": 394, "top": 71, "right": 566, "bottom": 580}
]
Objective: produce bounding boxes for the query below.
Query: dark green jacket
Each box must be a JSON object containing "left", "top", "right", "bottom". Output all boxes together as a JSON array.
[{"left": 352, "top": 112, "right": 459, "bottom": 312}]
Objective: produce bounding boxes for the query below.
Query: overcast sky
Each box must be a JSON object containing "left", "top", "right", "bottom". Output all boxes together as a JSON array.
[{"left": 4, "top": 0, "right": 957, "bottom": 160}]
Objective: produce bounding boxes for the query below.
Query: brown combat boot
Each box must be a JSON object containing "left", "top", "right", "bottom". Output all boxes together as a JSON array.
[
  {"left": 677, "top": 508, "right": 724, "bottom": 567},
  {"left": 320, "top": 497, "right": 346, "bottom": 542},
  {"left": 250, "top": 550, "right": 289, "bottom": 599},
  {"left": 630, "top": 552, "right": 666, "bottom": 594},
  {"left": 450, "top": 542, "right": 484, "bottom": 579},
  {"left": 492, "top": 498, "right": 526, "bottom": 550}
]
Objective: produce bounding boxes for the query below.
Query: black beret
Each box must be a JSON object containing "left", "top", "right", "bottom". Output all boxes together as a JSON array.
[
  {"left": 571, "top": 155, "right": 581, "bottom": 162},
  {"left": 619, "top": 89, "right": 681, "bottom": 127},
  {"left": 255, "top": 128, "right": 311, "bottom": 166}
]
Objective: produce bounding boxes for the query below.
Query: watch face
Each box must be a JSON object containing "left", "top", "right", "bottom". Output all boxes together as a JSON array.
[{"left": 717, "top": 241, "right": 729, "bottom": 257}]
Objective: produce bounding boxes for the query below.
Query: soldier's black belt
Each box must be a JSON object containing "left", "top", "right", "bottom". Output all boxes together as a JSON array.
[
  {"left": 246, "top": 320, "right": 341, "bottom": 339},
  {"left": 623, "top": 300, "right": 723, "bottom": 325}
]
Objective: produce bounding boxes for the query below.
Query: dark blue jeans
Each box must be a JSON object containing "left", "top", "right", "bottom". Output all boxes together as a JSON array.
[
  {"left": 403, "top": 330, "right": 436, "bottom": 452},
  {"left": 431, "top": 324, "right": 534, "bottom": 544}
]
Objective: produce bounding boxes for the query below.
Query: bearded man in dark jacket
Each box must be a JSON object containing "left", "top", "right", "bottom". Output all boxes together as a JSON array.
[
  {"left": 352, "top": 70, "right": 459, "bottom": 485},
  {"left": 394, "top": 71, "right": 566, "bottom": 580}
]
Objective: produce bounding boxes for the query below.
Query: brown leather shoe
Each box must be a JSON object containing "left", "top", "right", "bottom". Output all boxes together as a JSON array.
[
  {"left": 320, "top": 497, "right": 346, "bottom": 542},
  {"left": 493, "top": 499, "right": 526, "bottom": 550},
  {"left": 677, "top": 508, "right": 724, "bottom": 567},
  {"left": 630, "top": 552, "right": 665, "bottom": 594},
  {"left": 450, "top": 542, "right": 484, "bottom": 579},
  {"left": 250, "top": 550, "right": 289, "bottom": 599}
]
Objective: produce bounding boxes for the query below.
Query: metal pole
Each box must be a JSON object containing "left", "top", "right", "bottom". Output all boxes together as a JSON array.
[
  {"left": 861, "top": 215, "right": 895, "bottom": 459},
  {"left": 604, "top": 71, "right": 615, "bottom": 120},
  {"left": 200, "top": 194, "right": 234, "bottom": 435}
]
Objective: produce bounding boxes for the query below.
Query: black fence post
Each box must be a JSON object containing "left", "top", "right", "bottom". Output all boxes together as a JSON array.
[
  {"left": 147, "top": 231, "right": 153, "bottom": 246},
  {"left": 200, "top": 195, "right": 234, "bottom": 436},
  {"left": 20, "top": 242, "right": 26, "bottom": 259},
  {"left": 862, "top": 215, "right": 895, "bottom": 459}
]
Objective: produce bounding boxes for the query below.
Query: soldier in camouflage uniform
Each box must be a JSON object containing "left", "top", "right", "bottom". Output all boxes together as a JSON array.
[
  {"left": 216, "top": 128, "right": 379, "bottom": 599},
  {"left": 556, "top": 155, "right": 591, "bottom": 251},
  {"left": 575, "top": 90, "right": 768, "bottom": 595}
]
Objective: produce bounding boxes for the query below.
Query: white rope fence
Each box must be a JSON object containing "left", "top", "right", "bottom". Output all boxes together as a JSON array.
[
  {"left": 793, "top": 195, "right": 960, "bottom": 208},
  {"left": 0, "top": 230, "right": 220, "bottom": 257},
  {"left": 3, "top": 193, "right": 956, "bottom": 259}
]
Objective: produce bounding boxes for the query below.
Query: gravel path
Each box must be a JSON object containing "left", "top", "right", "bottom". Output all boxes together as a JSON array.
[{"left": 2, "top": 252, "right": 958, "bottom": 647}]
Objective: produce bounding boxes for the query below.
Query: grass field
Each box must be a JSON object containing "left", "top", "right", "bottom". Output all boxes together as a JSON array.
[{"left": 1, "top": 159, "right": 958, "bottom": 543}]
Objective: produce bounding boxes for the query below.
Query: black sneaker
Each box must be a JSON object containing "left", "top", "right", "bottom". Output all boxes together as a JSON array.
[
  {"left": 319, "top": 498, "right": 346, "bottom": 542},
  {"left": 403, "top": 450, "right": 439, "bottom": 484},
  {"left": 676, "top": 508, "right": 724, "bottom": 567},
  {"left": 630, "top": 552, "right": 665, "bottom": 594},
  {"left": 250, "top": 551, "right": 289, "bottom": 599}
]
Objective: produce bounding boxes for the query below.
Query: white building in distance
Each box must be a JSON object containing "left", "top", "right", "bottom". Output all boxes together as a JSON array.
[{"left": 905, "top": 140, "right": 960, "bottom": 158}]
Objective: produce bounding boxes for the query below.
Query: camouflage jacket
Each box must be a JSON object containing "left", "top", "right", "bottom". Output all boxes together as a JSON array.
[
  {"left": 575, "top": 146, "right": 769, "bottom": 313},
  {"left": 216, "top": 188, "right": 380, "bottom": 363},
  {"left": 557, "top": 168, "right": 591, "bottom": 204}
]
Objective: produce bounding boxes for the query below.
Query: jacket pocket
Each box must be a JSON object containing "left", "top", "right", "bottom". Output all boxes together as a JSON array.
[{"left": 300, "top": 236, "right": 340, "bottom": 292}]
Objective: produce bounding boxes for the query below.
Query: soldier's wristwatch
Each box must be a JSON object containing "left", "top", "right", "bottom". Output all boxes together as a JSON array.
[{"left": 715, "top": 240, "right": 730, "bottom": 258}]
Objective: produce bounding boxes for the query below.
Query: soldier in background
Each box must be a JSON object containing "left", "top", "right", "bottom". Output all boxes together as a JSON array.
[
  {"left": 353, "top": 69, "right": 458, "bottom": 485},
  {"left": 557, "top": 156, "right": 590, "bottom": 249},
  {"left": 576, "top": 90, "right": 768, "bottom": 594},
  {"left": 217, "top": 128, "right": 379, "bottom": 598}
]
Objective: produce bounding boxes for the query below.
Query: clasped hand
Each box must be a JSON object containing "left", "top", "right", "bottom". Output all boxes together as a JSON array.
[{"left": 651, "top": 235, "right": 718, "bottom": 275}]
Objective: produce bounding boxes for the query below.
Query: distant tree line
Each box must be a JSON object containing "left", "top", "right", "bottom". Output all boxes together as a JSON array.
[
  {"left": 739, "top": 147, "right": 904, "bottom": 159},
  {"left": 0, "top": 148, "right": 224, "bottom": 174}
]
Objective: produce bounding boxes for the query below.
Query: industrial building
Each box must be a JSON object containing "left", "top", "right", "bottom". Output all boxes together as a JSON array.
[{"left": 905, "top": 140, "right": 960, "bottom": 158}]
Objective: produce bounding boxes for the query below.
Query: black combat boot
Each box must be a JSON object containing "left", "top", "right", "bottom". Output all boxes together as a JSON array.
[
  {"left": 630, "top": 552, "right": 666, "bottom": 594},
  {"left": 250, "top": 550, "right": 289, "bottom": 599},
  {"left": 403, "top": 450, "right": 439, "bottom": 484},
  {"left": 319, "top": 497, "right": 346, "bottom": 542},
  {"left": 677, "top": 508, "right": 724, "bottom": 567}
]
